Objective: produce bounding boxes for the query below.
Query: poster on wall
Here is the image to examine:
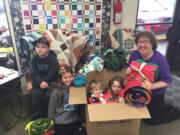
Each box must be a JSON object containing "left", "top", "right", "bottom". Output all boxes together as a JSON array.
[{"left": 20, "top": 0, "right": 103, "bottom": 52}]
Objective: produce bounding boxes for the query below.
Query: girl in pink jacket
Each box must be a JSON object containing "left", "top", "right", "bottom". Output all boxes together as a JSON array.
[{"left": 104, "top": 76, "right": 125, "bottom": 103}]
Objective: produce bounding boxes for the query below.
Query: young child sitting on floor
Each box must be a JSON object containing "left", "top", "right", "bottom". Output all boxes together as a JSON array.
[
  {"left": 104, "top": 76, "right": 125, "bottom": 103},
  {"left": 87, "top": 79, "right": 106, "bottom": 104}
]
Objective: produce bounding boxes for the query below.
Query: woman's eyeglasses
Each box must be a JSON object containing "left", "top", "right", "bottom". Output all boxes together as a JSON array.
[{"left": 137, "top": 41, "right": 151, "bottom": 45}]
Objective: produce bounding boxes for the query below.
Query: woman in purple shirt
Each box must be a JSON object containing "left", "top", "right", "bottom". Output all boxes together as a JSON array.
[{"left": 127, "top": 30, "right": 179, "bottom": 125}]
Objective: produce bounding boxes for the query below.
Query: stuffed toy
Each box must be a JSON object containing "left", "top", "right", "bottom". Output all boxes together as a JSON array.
[
  {"left": 25, "top": 118, "right": 54, "bottom": 135},
  {"left": 79, "top": 56, "right": 104, "bottom": 76}
]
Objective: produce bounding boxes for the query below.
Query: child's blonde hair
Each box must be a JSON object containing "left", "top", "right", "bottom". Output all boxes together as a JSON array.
[{"left": 88, "top": 79, "right": 102, "bottom": 93}]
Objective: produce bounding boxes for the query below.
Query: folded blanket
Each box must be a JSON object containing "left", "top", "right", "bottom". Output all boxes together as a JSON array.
[
  {"left": 127, "top": 59, "right": 159, "bottom": 83},
  {"left": 44, "top": 29, "right": 89, "bottom": 71},
  {"left": 124, "top": 80, "right": 151, "bottom": 107},
  {"left": 25, "top": 118, "right": 54, "bottom": 135}
]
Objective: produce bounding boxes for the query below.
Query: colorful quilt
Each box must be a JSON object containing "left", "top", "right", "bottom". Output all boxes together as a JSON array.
[
  {"left": 44, "top": 29, "right": 89, "bottom": 71},
  {"left": 20, "top": 0, "right": 102, "bottom": 53},
  {"left": 105, "top": 29, "right": 136, "bottom": 53}
]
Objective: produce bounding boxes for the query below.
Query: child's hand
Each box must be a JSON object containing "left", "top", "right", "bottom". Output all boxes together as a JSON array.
[
  {"left": 126, "top": 67, "right": 131, "bottom": 74},
  {"left": 26, "top": 82, "right": 33, "bottom": 91},
  {"left": 40, "top": 81, "right": 49, "bottom": 89}
]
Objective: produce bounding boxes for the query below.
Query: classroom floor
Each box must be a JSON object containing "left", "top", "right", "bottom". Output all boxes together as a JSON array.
[
  {"left": 0, "top": 91, "right": 180, "bottom": 135},
  {"left": 1, "top": 39, "right": 180, "bottom": 135}
]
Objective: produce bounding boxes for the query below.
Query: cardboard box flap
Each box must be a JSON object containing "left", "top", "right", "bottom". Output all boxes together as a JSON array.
[
  {"left": 88, "top": 103, "right": 150, "bottom": 122},
  {"left": 69, "top": 86, "right": 87, "bottom": 104}
]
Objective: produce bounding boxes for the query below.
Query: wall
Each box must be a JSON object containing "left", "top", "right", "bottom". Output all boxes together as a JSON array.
[
  {"left": 9, "top": 0, "right": 25, "bottom": 45},
  {"left": 8, "top": 0, "right": 138, "bottom": 55},
  {"left": 7, "top": 0, "right": 111, "bottom": 72},
  {"left": 110, "top": 0, "right": 138, "bottom": 30},
  {"left": 7, "top": 0, "right": 139, "bottom": 72}
]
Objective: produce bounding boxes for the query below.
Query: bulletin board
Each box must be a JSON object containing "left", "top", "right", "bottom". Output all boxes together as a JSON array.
[{"left": 20, "top": 0, "right": 103, "bottom": 51}]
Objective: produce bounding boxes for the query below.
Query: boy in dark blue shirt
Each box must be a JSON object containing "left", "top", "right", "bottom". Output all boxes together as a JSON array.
[{"left": 28, "top": 37, "right": 58, "bottom": 120}]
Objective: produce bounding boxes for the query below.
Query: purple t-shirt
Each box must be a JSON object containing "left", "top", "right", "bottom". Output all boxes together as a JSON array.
[{"left": 127, "top": 50, "right": 172, "bottom": 95}]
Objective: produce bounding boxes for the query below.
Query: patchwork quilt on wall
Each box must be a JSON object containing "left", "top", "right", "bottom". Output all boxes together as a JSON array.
[{"left": 20, "top": 0, "right": 102, "bottom": 53}]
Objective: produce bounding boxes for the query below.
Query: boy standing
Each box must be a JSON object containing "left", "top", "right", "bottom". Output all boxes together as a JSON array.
[{"left": 28, "top": 37, "right": 59, "bottom": 120}]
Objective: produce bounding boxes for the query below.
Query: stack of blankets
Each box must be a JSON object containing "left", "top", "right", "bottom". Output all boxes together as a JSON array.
[{"left": 124, "top": 59, "right": 159, "bottom": 107}]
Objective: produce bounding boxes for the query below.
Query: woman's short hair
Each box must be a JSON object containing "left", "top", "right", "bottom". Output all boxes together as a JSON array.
[{"left": 134, "top": 30, "right": 157, "bottom": 51}]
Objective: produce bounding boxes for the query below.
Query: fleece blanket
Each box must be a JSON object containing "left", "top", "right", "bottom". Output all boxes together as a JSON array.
[
  {"left": 124, "top": 80, "right": 151, "bottom": 107},
  {"left": 19, "top": 32, "right": 43, "bottom": 71},
  {"left": 43, "top": 29, "right": 89, "bottom": 71},
  {"left": 127, "top": 59, "right": 159, "bottom": 83}
]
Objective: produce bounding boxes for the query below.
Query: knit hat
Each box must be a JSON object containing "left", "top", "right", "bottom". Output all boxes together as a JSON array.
[{"left": 33, "top": 37, "right": 50, "bottom": 48}]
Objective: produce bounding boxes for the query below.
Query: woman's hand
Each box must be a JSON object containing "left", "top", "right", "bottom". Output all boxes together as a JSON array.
[
  {"left": 126, "top": 67, "right": 131, "bottom": 74},
  {"left": 144, "top": 79, "right": 153, "bottom": 89},
  {"left": 144, "top": 79, "right": 170, "bottom": 90}
]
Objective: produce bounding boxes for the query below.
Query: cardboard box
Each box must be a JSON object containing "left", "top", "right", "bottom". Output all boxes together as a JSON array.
[{"left": 69, "top": 69, "right": 150, "bottom": 135}]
